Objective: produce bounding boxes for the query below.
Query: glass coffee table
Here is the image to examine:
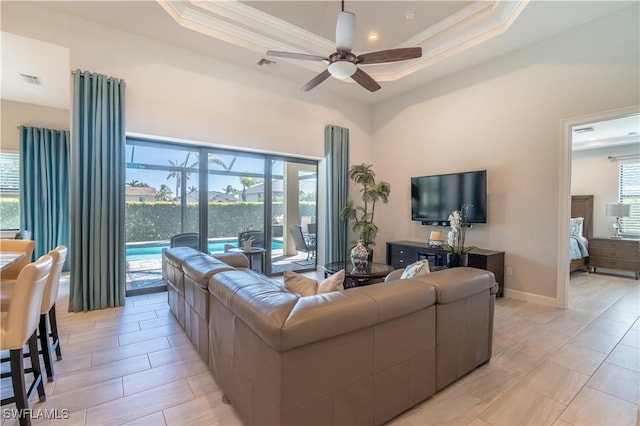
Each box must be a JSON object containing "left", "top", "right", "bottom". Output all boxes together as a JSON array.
[{"left": 323, "top": 261, "right": 395, "bottom": 289}]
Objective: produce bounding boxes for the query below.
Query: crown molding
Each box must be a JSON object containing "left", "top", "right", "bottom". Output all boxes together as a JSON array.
[{"left": 158, "top": 0, "right": 529, "bottom": 82}]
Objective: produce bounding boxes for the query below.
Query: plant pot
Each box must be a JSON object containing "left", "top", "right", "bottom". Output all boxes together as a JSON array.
[
  {"left": 446, "top": 253, "right": 468, "bottom": 268},
  {"left": 243, "top": 241, "right": 252, "bottom": 252}
]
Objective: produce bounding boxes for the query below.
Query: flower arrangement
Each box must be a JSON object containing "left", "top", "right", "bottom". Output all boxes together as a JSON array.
[{"left": 443, "top": 204, "right": 476, "bottom": 254}]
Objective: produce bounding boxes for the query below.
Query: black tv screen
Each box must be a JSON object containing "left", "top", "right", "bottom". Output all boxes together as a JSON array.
[{"left": 411, "top": 170, "right": 487, "bottom": 224}]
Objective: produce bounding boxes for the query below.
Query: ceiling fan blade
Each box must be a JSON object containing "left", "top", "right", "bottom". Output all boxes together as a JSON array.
[
  {"left": 266, "top": 51, "right": 328, "bottom": 62},
  {"left": 301, "top": 69, "right": 332, "bottom": 92},
  {"left": 336, "top": 11, "right": 355, "bottom": 52},
  {"left": 357, "top": 47, "right": 422, "bottom": 65},
  {"left": 351, "top": 68, "right": 381, "bottom": 92}
]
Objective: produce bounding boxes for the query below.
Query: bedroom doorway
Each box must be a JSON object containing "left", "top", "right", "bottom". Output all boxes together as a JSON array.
[{"left": 559, "top": 106, "right": 640, "bottom": 308}]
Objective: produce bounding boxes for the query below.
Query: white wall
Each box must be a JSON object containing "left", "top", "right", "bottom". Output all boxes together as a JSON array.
[
  {"left": 371, "top": 5, "right": 640, "bottom": 301},
  {"left": 1, "top": 100, "right": 70, "bottom": 151},
  {"left": 572, "top": 143, "right": 640, "bottom": 237}
]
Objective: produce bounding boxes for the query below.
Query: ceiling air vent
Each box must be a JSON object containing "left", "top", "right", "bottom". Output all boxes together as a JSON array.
[
  {"left": 257, "top": 58, "right": 275, "bottom": 66},
  {"left": 19, "top": 73, "right": 42, "bottom": 85}
]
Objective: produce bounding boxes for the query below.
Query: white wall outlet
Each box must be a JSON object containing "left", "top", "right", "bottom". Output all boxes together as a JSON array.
[{"left": 506, "top": 266, "right": 513, "bottom": 276}]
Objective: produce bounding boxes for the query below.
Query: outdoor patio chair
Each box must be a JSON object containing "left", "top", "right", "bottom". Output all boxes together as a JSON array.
[
  {"left": 289, "top": 225, "right": 316, "bottom": 261},
  {"left": 170, "top": 233, "right": 199, "bottom": 250}
]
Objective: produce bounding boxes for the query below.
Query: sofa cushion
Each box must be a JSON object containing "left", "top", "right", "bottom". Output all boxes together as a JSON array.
[
  {"left": 283, "top": 270, "right": 345, "bottom": 296},
  {"left": 164, "top": 246, "right": 201, "bottom": 266},
  {"left": 400, "top": 260, "right": 431, "bottom": 279},
  {"left": 418, "top": 267, "right": 495, "bottom": 304},
  {"left": 183, "top": 253, "right": 236, "bottom": 288}
]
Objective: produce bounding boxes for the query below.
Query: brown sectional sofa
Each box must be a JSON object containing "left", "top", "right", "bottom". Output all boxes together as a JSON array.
[{"left": 162, "top": 247, "right": 498, "bottom": 425}]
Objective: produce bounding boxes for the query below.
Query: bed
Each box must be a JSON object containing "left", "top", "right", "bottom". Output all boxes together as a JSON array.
[{"left": 570, "top": 195, "right": 593, "bottom": 272}]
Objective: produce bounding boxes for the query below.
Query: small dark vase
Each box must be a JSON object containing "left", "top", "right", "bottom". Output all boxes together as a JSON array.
[{"left": 446, "top": 253, "right": 468, "bottom": 268}]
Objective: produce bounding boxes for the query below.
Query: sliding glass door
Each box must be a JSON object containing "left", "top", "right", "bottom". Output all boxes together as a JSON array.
[
  {"left": 124, "top": 138, "right": 317, "bottom": 291},
  {"left": 270, "top": 159, "right": 318, "bottom": 273},
  {"left": 125, "top": 140, "right": 200, "bottom": 295}
]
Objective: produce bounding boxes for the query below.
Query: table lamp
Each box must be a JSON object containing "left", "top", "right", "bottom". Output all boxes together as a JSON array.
[
  {"left": 605, "top": 203, "right": 631, "bottom": 238},
  {"left": 428, "top": 231, "right": 443, "bottom": 247}
]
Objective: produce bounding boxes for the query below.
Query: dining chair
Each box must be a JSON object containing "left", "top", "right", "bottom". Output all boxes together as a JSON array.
[
  {"left": 0, "top": 239, "right": 36, "bottom": 281},
  {"left": 0, "top": 254, "right": 52, "bottom": 426},
  {"left": 38, "top": 246, "right": 68, "bottom": 381}
]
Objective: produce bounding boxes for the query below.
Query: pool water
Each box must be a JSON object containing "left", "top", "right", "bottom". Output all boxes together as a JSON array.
[{"left": 126, "top": 239, "right": 283, "bottom": 261}]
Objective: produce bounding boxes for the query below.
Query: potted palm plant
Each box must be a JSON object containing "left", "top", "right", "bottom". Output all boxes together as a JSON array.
[{"left": 340, "top": 164, "right": 391, "bottom": 262}]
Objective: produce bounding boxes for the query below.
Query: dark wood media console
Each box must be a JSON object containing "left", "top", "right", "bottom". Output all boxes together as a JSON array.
[{"left": 386, "top": 240, "right": 505, "bottom": 297}]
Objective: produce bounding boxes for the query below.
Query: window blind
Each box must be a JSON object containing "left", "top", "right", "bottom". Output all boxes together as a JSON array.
[
  {"left": 0, "top": 152, "right": 20, "bottom": 230},
  {"left": 619, "top": 162, "right": 640, "bottom": 235}
]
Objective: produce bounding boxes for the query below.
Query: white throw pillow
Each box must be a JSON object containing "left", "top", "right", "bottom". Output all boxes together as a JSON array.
[
  {"left": 283, "top": 271, "right": 317, "bottom": 296},
  {"left": 317, "top": 270, "right": 345, "bottom": 294},
  {"left": 283, "top": 270, "right": 345, "bottom": 296},
  {"left": 400, "top": 260, "right": 431, "bottom": 279},
  {"left": 570, "top": 217, "right": 584, "bottom": 237}
]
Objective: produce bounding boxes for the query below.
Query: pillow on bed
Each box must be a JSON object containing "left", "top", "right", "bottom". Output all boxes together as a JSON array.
[{"left": 570, "top": 217, "right": 584, "bottom": 237}]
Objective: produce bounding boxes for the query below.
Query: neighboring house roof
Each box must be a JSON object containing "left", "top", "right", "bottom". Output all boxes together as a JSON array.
[
  {"left": 244, "top": 179, "right": 316, "bottom": 195},
  {"left": 126, "top": 187, "right": 156, "bottom": 197}
]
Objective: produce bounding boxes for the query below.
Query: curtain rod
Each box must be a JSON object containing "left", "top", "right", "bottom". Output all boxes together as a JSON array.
[
  {"left": 608, "top": 153, "right": 640, "bottom": 161},
  {"left": 70, "top": 70, "right": 117, "bottom": 81}
]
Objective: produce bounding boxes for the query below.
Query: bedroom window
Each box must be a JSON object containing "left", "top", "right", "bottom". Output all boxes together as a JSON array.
[{"left": 619, "top": 162, "right": 640, "bottom": 236}]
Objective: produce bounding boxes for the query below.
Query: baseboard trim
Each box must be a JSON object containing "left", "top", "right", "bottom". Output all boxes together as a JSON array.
[{"left": 504, "top": 288, "right": 557, "bottom": 307}]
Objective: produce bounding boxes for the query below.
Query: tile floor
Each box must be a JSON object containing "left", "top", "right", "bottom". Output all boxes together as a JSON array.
[{"left": 1, "top": 270, "right": 639, "bottom": 425}]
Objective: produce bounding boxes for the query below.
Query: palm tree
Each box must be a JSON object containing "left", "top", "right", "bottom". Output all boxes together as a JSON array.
[
  {"left": 126, "top": 180, "right": 150, "bottom": 187},
  {"left": 239, "top": 176, "right": 259, "bottom": 202},
  {"left": 187, "top": 185, "right": 198, "bottom": 194},
  {"left": 167, "top": 153, "right": 228, "bottom": 201},
  {"left": 223, "top": 184, "right": 237, "bottom": 195},
  {"left": 155, "top": 184, "right": 174, "bottom": 201}
]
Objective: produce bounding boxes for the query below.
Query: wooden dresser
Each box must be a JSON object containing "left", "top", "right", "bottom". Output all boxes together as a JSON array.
[{"left": 588, "top": 237, "right": 640, "bottom": 280}]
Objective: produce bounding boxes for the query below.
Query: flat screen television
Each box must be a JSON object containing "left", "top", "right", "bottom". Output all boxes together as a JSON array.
[{"left": 411, "top": 170, "right": 487, "bottom": 224}]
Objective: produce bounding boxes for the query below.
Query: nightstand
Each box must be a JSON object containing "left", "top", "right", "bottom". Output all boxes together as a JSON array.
[{"left": 588, "top": 237, "right": 640, "bottom": 280}]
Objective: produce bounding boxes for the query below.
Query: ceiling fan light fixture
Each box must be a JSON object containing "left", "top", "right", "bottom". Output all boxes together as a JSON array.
[{"left": 328, "top": 60, "right": 357, "bottom": 79}]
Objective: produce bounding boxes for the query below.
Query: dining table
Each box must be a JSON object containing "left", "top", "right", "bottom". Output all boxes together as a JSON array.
[{"left": 0, "top": 252, "right": 26, "bottom": 272}]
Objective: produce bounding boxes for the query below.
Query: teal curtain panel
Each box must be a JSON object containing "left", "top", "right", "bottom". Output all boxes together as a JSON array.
[
  {"left": 69, "top": 70, "right": 126, "bottom": 312},
  {"left": 324, "top": 125, "right": 350, "bottom": 263},
  {"left": 19, "top": 126, "right": 70, "bottom": 269}
]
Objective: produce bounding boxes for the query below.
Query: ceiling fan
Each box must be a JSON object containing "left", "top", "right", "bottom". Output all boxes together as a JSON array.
[{"left": 266, "top": 1, "right": 422, "bottom": 92}]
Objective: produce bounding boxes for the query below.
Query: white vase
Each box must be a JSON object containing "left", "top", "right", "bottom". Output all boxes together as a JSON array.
[
  {"left": 243, "top": 241, "right": 252, "bottom": 252},
  {"left": 350, "top": 240, "right": 369, "bottom": 269}
]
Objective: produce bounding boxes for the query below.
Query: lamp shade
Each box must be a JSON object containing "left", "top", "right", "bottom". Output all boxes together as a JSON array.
[{"left": 606, "top": 203, "right": 631, "bottom": 217}]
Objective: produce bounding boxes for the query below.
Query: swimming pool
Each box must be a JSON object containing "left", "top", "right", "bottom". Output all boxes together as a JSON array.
[{"left": 126, "top": 238, "right": 283, "bottom": 261}]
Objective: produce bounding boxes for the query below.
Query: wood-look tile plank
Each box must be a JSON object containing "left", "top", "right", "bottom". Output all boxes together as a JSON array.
[
  {"left": 163, "top": 394, "right": 242, "bottom": 426},
  {"left": 91, "top": 337, "right": 171, "bottom": 366},
  {"left": 519, "top": 360, "right": 589, "bottom": 404},
  {"left": 606, "top": 344, "right": 640, "bottom": 372},
  {"left": 67, "top": 321, "right": 141, "bottom": 344},
  {"left": 548, "top": 343, "right": 607, "bottom": 375},
  {"left": 401, "top": 385, "right": 489, "bottom": 426},
  {"left": 54, "top": 354, "right": 150, "bottom": 395},
  {"left": 568, "top": 327, "right": 621, "bottom": 354},
  {"left": 63, "top": 335, "right": 120, "bottom": 358},
  {"left": 186, "top": 372, "right": 221, "bottom": 398},
  {"left": 559, "top": 386, "right": 639, "bottom": 425},
  {"left": 123, "top": 359, "right": 208, "bottom": 395},
  {"left": 587, "top": 361, "right": 640, "bottom": 404},
  {"left": 85, "top": 380, "right": 194, "bottom": 426},
  {"left": 147, "top": 343, "right": 202, "bottom": 368},
  {"left": 33, "top": 377, "right": 123, "bottom": 414},
  {"left": 479, "top": 385, "right": 566, "bottom": 426},
  {"left": 118, "top": 324, "right": 181, "bottom": 346},
  {"left": 120, "top": 411, "right": 167, "bottom": 426},
  {"left": 138, "top": 315, "right": 178, "bottom": 331}
]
